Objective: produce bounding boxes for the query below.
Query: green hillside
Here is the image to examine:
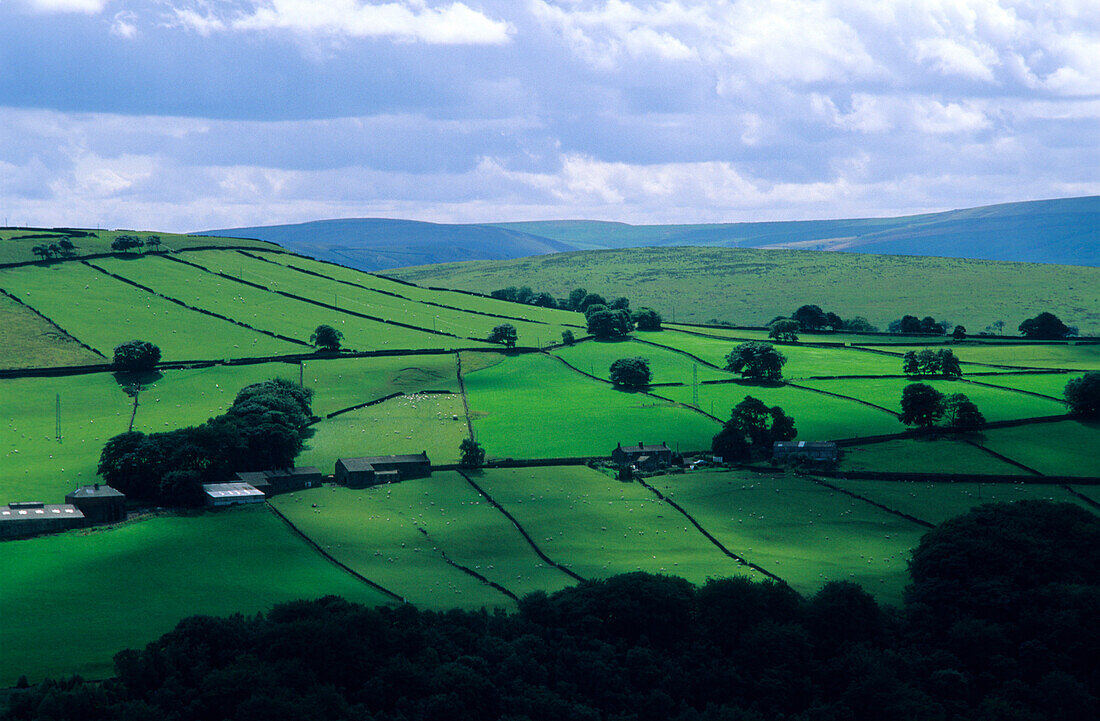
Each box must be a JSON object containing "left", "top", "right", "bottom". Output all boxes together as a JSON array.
[{"left": 389, "top": 245, "right": 1100, "bottom": 335}]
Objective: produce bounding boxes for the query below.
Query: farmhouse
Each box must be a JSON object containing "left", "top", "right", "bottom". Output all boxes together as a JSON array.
[
  {"left": 234, "top": 467, "right": 323, "bottom": 496},
  {"left": 202, "top": 482, "right": 266, "bottom": 507},
  {"left": 65, "top": 484, "right": 126, "bottom": 524},
  {"left": 772, "top": 441, "right": 838, "bottom": 463},
  {"left": 612, "top": 442, "right": 673, "bottom": 470},
  {"left": 0, "top": 502, "right": 85, "bottom": 539},
  {"left": 336, "top": 452, "right": 432, "bottom": 488}
]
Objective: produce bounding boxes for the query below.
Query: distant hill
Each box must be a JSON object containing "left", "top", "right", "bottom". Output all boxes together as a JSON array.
[
  {"left": 493, "top": 196, "right": 1100, "bottom": 266},
  {"left": 196, "top": 218, "right": 574, "bottom": 271},
  {"left": 202, "top": 197, "right": 1098, "bottom": 270}
]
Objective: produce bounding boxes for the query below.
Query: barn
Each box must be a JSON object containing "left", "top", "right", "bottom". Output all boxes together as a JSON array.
[
  {"left": 336, "top": 452, "right": 431, "bottom": 488},
  {"left": 611, "top": 442, "right": 673, "bottom": 469},
  {"left": 234, "top": 467, "right": 323, "bottom": 496},
  {"left": 772, "top": 441, "right": 838, "bottom": 463},
  {"left": 65, "top": 484, "right": 126, "bottom": 524},
  {"left": 0, "top": 502, "right": 85, "bottom": 539},
  {"left": 202, "top": 482, "right": 266, "bottom": 507}
]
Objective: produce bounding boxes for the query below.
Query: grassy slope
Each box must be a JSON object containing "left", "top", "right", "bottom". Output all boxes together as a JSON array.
[
  {"left": 977, "top": 421, "right": 1100, "bottom": 477},
  {"left": 839, "top": 438, "right": 1028, "bottom": 475},
  {"left": 389, "top": 246, "right": 1100, "bottom": 334},
  {"left": 0, "top": 230, "right": 277, "bottom": 265},
  {"left": 0, "top": 293, "right": 101, "bottom": 370},
  {"left": 0, "top": 505, "right": 393, "bottom": 684}
]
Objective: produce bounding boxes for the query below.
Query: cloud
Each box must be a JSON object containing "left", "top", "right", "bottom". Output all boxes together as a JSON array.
[
  {"left": 18, "top": 0, "right": 108, "bottom": 13},
  {"left": 814, "top": 93, "right": 991, "bottom": 135},
  {"left": 110, "top": 11, "right": 139, "bottom": 38},
  {"left": 169, "top": 0, "right": 513, "bottom": 44}
]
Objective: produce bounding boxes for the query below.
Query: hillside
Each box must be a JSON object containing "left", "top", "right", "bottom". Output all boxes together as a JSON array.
[
  {"left": 388, "top": 246, "right": 1100, "bottom": 335},
  {"left": 197, "top": 218, "right": 574, "bottom": 271},
  {"left": 201, "top": 197, "right": 1100, "bottom": 269}
]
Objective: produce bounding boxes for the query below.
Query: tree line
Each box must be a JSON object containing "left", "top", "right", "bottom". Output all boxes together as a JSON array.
[{"left": 7, "top": 501, "right": 1098, "bottom": 721}]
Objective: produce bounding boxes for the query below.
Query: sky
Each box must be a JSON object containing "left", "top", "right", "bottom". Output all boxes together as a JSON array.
[{"left": 0, "top": 0, "right": 1097, "bottom": 232}]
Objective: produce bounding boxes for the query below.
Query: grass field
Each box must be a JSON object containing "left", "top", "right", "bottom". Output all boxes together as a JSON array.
[
  {"left": 0, "top": 262, "right": 299, "bottom": 360},
  {"left": 184, "top": 250, "right": 576, "bottom": 347},
  {"left": 652, "top": 470, "right": 928, "bottom": 603},
  {"left": 552, "top": 337, "right": 732, "bottom": 384},
  {"left": 0, "top": 505, "right": 394, "bottom": 685},
  {"left": 270, "top": 483, "right": 518, "bottom": 609},
  {"left": 470, "top": 466, "right": 759, "bottom": 584},
  {"left": 0, "top": 230, "right": 276, "bottom": 265},
  {"left": 829, "top": 478, "right": 1096, "bottom": 526},
  {"left": 462, "top": 352, "right": 720, "bottom": 458},
  {"left": 977, "top": 421, "right": 1100, "bottom": 477},
  {"left": 299, "top": 393, "right": 469, "bottom": 469},
  {"left": 970, "top": 373, "right": 1080, "bottom": 400},
  {"left": 799, "top": 377, "right": 1067, "bottom": 423},
  {"left": 657, "top": 381, "right": 903, "bottom": 440},
  {"left": 389, "top": 246, "right": 1100, "bottom": 335},
  {"left": 0, "top": 293, "right": 101, "bottom": 370},
  {"left": 884, "top": 343, "right": 1100, "bottom": 370},
  {"left": 838, "top": 438, "right": 1031, "bottom": 475}
]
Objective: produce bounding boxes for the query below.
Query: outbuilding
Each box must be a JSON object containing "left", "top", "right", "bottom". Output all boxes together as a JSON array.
[
  {"left": 202, "top": 482, "right": 266, "bottom": 507},
  {"left": 233, "top": 467, "right": 323, "bottom": 496},
  {"left": 772, "top": 441, "right": 838, "bottom": 463},
  {"left": 0, "top": 502, "right": 85, "bottom": 539},
  {"left": 65, "top": 484, "right": 126, "bottom": 524},
  {"left": 612, "top": 442, "right": 673, "bottom": 468},
  {"left": 335, "top": 452, "right": 431, "bottom": 488}
]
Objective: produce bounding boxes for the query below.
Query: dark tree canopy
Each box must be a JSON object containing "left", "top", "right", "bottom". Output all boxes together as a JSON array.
[
  {"left": 903, "top": 349, "right": 961, "bottom": 377},
  {"left": 900, "top": 382, "right": 945, "bottom": 427},
  {"left": 566, "top": 287, "right": 588, "bottom": 310},
  {"left": 792, "top": 304, "right": 828, "bottom": 330},
  {"left": 608, "top": 357, "right": 651, "bottom": 388},
  {"left": 724, "top": 342, "right": 786, "bottom": 381},
  {"left": 944, "top": 393, "right": 985, "bottom": 430},
  {"left": 560, "top": 329, "right": 575, "bottom": 345},
  {"left": 1019, "top": 311, "right": 1072, "bottom": 339},
  {"left": 631, "top": 307, "right": 662, "bottom": 331},
  {"left": 712, "top": 395, "right": 796, "bottom": 461},
  {"left": 459, "top": 438, "right": 485, "bottom": 468},
  {"left": 1064, "top": 372, "right": 1100, "bottom": 417},
  {"left": 112, "top": 340, "right": 161, "bottom": 371},
  {"left": 768, "top": 318, "right": 799, "bottom": 341},
  {"left": 487, "top": 323, "right": 518, "bottom": 348},
  {"left": 310, "top": 324, "right": 343, "bottom": 351},
  {"left": 586, "top": 308, "right": 633, "bottom": 339},
  {"left": 578, "top": 293, "right": 607, "bottom": 313}
]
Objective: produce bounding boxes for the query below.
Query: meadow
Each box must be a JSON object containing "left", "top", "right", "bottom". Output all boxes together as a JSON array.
[
  {"left": 0, "top": 293, "right": 101, "bottom": 370},
  {"left": 838, "top": 438, "right": 1029, "bottom": 475},
  {"left": 972, "top": 372, "right": 1080, "bottom": 399},
  {"left": 0, "top": 505, "right": 393, "bottom": 685},
  {"left": 551, "top": 337, "right": 732, "bottom": 384},
  {"left": 976, "top": 421, "right": 1100, "bottom": 477},
  {"left": 0, "top": 230, "right": 275, "bottom": 265},
  {"left": 882, "top": 343, "right": 1100, "bottom": 370}
]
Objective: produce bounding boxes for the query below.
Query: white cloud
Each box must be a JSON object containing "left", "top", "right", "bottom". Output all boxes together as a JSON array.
[
  {"left": 814, "top": 93, "right": 990, "bottom": 135},
  {"left": 19, "top": 0, "right": 108, "bottom": 13},
  {"left": 170, "top": 0, "right": 513, "bottom": 44},
  {"left": 110, "top": 11, "right": 139, "bottom": 38},
  {"left": 914, "top": 37, "right": 998, "bottom": 81}
]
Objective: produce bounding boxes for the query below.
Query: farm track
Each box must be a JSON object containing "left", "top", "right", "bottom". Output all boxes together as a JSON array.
[
  {"left": 263, "top": 501, "right": 407, "bottom": 603},
  {"left": 632, "top": 476, "right": 785, "bottom": 582},
  {"left": 456, "top": 470, "right": 586, "bottom": 583}
]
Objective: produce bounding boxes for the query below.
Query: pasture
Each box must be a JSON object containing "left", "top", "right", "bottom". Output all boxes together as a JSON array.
[
  {"left": 883, "top": 343, "right": 1100, "bottom": 371},
  {"left": 976, "top": 421, "right": 1100, "bottom": 477},
  {"left": 0, "top": 505, "right": 393, "bottom": 685},
  {"left": 461, "top": 352, "right": 720, "bottom": 458},
  {"left": 0, "top": 229, "right": 275, "bottom": 264},
  {"left": 469, "top": 466, "right": 759, "bottom": 584},
  {"left": 652, "top": 470, "right": 928, "bottom": 603},
  {"left": 0, "top": 293, "right": 100, "bottom": 370},
  {"left": 972, "top": 372, "right": 1080, "bottom": 400},
  {"left": 552, "top": 337, "right": 732, "bottom": 384},
  {"left": 838, "top": 438, "right": 1029, "bottom": 476}
]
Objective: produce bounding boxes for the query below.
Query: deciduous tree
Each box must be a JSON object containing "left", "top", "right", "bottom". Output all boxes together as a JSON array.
[
  {"left": 724, "top": 342, "right": 786, "bottom": 381},
  {"left": 310, "top": 324, "right": 343, "bottom": 351},
  {"left": 1019, "top": 312, "right": 1071, "bottom": 339},
  {"left": 459, "top": 438, "right": 485, "bottom": 468},
  {"left": 1064, "top": 372, "right": 1100, "bottom": 417},
  {"left": 487, "top": 323, "right": 518, "bottom": 348},
  {"left": 609, "top": 357, "right": 651, "bottom": 388},
  {"left": 900, "top": 383, "right": 945, "bottom": 428},
  {"left": 112, "top": 340, "right": 161, "bottom": 371},
  {"left": 768, "top": 319, "right": 799, "bottom": 342},
  {"left": 631, "top": 307, "right": 662, "bottom": 331},
  {"left": 712, "top": 396, "right": 796, "bottom": 461}
]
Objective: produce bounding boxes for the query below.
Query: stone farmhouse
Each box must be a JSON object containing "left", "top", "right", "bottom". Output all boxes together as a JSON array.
[
  {"left": 772, "top": 441, "right": 838, "bottom": 463},
  {"left": 336, "top": 452, "right": 432, "bottom": 489},
  {"left": 612, "top": 442, "right": 673, "bottom": 470}
]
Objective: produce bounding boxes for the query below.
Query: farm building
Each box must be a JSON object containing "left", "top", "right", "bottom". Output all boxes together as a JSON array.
[
  {"left": 65, "top": 484, "right": 126, "bottom": 524},
  {"left": 612, "top": 442, "right": 673, "bottom": 470},
  {"left": 202, "top": 482, "right": 266, "bottom": 507},
  {"left": 234, "top": 467, "right": 323, "bottom": 495},
  {"left": 0, "top": 502, "right": 85, "bottom": 539},
  {"left": 336, "top": 452, "right": 432, "bottom": 488},
  {"left": 773, "top": 441, "right": 839, "bottom": 463}
]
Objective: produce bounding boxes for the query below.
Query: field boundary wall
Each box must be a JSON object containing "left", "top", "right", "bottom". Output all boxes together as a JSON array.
[
  {"left": 322, "top": 389, "right": 456, "bottom": 420},
  {"left": 816, "top": 469, "right": 1099, "bottom": 485},
  {"left": 415, "top": 526, "right": 518, "bottom": 602},
  {"left": 803, "top": 476, "right": 935, "bottom": 527},
  {"left": 0, "top": 287, "right": 106, "bottom": 358}
]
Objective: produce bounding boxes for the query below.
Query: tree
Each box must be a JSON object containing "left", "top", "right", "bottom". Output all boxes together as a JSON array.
[
  {"left": 491, "top": 287, "right": 519, "bottom": 302},
  {"left": 587, "top": 309, "right": 633, "bottom": 339},
  {"left": 724, "top": 342, "right": 786, "bottom": 381},
  {"left": 1064, "top": 372, "right": 1100, "bottom": 417},
  {"left": 890, "top": 315, "right": 922, "bottom": 334},
  {"left": 310, "top": 324, "right": 343, "bottom": 351},
  {"left": 919, "top": 316, "right": 946, "bottom": 334},
  {"left": 712, "top": 396, "right": 796, "bottom": 461},
  {"left": 111, "top": 236, "right": 143, "bottom": 253},
  {"left": 944, "top": 393, "right": 985, "bottom": 430},
  {"left": 609, "top": 297, "right": 630, "bottom": 311},
  {"left": 1019, "top": 312, "right": 1071, "bottom": 339},
  {"left": 938, "top": 349, "right": 962, "bottom": 378},
  {"left": 561, "top": 329, "right": 575, "bottom": 345},
  {"left": 952, "top": 325, "right": 967, "bottom": 339},
  {"left": 578, "top": 293, "right": 607, "bottom": 313},
  {"left": 900, "top": 383, "right": 945, "bottom": 428},
  {"left": 487, "top": 323, "right": 517, "bottom": 348},
  {"left": 824, "top": 312, "right": 844, "bottom": 330},
  {"left": 793, "top": 304, "right": 828, "bottom": 330},
  {"left": 112, "top": 340, "right": 161, "bottom": 371},
  {"left": 631, "top": 307, "right": 662, "bottom": 331},
  {"left": 146, "top": 235, "right": 162, "bottom": 251},
  {"left": 58, "top": 238, "right": 76, "bottom": 256},
  {"left": 531, "top": 292, "right": 555, "bottom": 308},
  {"left": 902, "top": 351, "right": 919, "bottom": 375},
  {"left": 31, "top": 245, "right": 49, "bottom": 260},
  {"left": 768, "top": 319, "right": 799, "bottom": 342},
  {"left": 609, "top": 357, "right": 651, "bottom": 388},
  {"left": 567, "top": 287, "right": 588, "bottom": 310},
  {"left": 844, "top": 316, "right": 877, "bottom": 332},
  {"left": 459, "top": 438, "right": 485, "bottom": 468}
]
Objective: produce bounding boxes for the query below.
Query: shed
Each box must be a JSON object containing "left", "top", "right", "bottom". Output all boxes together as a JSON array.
[
  {"left": 0, "top": 502, "right": 85, "bottom": 539},
  {"left": 611, "top": 442, "right": 672, "bottom": 468},
  {"left": 772, "top": 441, "right": 838, "bottom": 463},
  {"left": 65, "top": 484, "right": 126, "bottom": 524},
  {"left": 336, "top": 452, "right": 431, "bottom": 488},
  {"left": 234, "top": 467, "right": 323, "bottom": 496},
  {"left": 202, "top": 482, "right": 266, "bottom": 507}
]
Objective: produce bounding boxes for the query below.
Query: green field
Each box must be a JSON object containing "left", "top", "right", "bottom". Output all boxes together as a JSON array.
[
  {"left": 884, "top": 343, "right": 1100, "bottom": 370},
  {"left": 462, "top": 352, "right": 720, "bottom": 458},
  {"left": 0, "top": 262, "right": 300, "bottom": 360},
  {"left": 0, "top": 505, "right": 393, "bottom": 685},
  {"left": 971, "top": 373, "right": 1080, "bottom": 400},
  {"left": 977, "top": 421, "right": 1100, "bottom": 477},
  {"left": 470, "top": 466, "right": 759, "bottom": 583},
  {"left": 552, "top": 337, "right": 732, "bottom": 384},
  {"left": 653, "top": 470, "right": 928, "bottom": 603},
  {"left": 838, "top": 438, "right": 1029, "bottom": 475},
  {"left": 299, "top": 393, "right": 469, "bottom": 470},
  {"left": 830, "top": 479, "right": 1095, "bottom": 525},
  {"left": 0, "top": 230, "right": 277, "bottom": 264},
  {"left": 0, "top": 293, "right": 101, "bottom": 370},
  {"left": 389, "top": 246, "right": 1100, "bottom": 335}
]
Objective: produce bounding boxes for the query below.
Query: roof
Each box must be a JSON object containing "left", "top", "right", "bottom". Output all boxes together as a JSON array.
[
  {"left": 339, "top": 453, "right": 429, "bottom": 471},
  {"left": 0, "top": 504, "right": 84, "bottom": 522},
  {"left": 66, "top": 484, "right": 124, "bottom": 499},
  {"left": 618, "top": 443, "right": 671, "bottom": 453},
  {"left": 774, "top": 441, "right": 837, "bottom": 450},
  {"left": 235, "top": 471, "right": 269, "bottom": 483},
  {"left": 265, "top": 467, "right": 322, "bottom": 478},
  {"left": 202, "top": 482, "right": 265, "bottom": 499}
]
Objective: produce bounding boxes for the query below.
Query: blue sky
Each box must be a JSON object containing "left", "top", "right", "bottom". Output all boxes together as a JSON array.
[{"left": 1, "top": 0, "right": 1097, "bottom": 231}]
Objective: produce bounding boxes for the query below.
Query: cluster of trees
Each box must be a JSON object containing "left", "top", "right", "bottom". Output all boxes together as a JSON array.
[
  {"left": 888, "top": 314, "right": 951, "bottom": 335},
  {"left": 609, "top": 357, "right": 651, "bottom": 388},
  {"left": 458, "top": 438, "right": 485, "bottom": 468},
  {"left": 30, "top": 239, "right": 76, "bottom": 260},
  {"left": 1064, "top": 372, "right": 1100, "bottom": 417},
  {"left": 724, "top": 342, "right": 786, "bottom": 381},
  {"left": 310, "top": 324, "right": 344, "bottom": 351},
  {"left": 902, "top": 348, "right": 962, "bottom": 377},
  {"left": 712, "top": 395, "right": 796, "bottom": 461},
  {"left": 767, "top": 305, "right": 878, "bottom": 340},
  {"left": 900, "top": 383, "right": 985, "bottom": 430},
  {"left": 486, "top": 323, "right": 518, "bottom": 348},
  {"left": 112, "top": 340, "right": 162, "bottom": 371},
  {"left": 13, "top": 500, "right": 1096, "bottom": 721},
  {"left": 97, "top": 379, "right": 314, "bottom": 505},
  {"left": 490, "top": 286, "right": 662, "bottom": 339},
  {"left": 110, "top": 235, "right": 161, "bottom": 253},
  {"left": 1019, "top": 311, "right": 1075, "bottom": 339}
]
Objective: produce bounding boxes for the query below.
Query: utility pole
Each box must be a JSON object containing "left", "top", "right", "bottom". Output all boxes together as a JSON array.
[{"left": 55, "top": 393, "right": 61, "bottom": 442}]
